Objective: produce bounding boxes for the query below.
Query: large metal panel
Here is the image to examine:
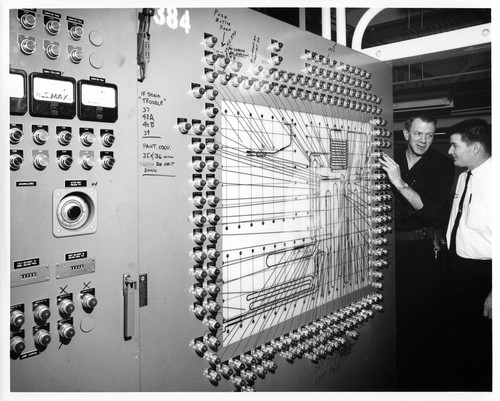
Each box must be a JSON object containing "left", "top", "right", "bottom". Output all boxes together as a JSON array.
[
  {"left": 9, "top": 8, "right": 140, "bottom": 391},
  {"left": 137, "top": 8, "right": 395, "bottom": 392}
]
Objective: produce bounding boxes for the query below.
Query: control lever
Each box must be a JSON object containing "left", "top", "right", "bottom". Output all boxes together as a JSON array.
[
  {"left": 137, "top": 8, "right": 155, "bottom": 82},
  {"left": 123, "top": 274, "right": 137, "bottom": 340}
]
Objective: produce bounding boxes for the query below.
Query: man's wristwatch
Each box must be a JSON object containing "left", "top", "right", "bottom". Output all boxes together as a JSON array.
[{"left": 398, "top": 181, "right": 409, "bottom": 191}]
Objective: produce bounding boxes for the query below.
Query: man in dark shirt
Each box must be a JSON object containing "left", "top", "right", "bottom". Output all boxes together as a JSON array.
[{"left": 380, "top": 114, "right": 455, "bottom": 390}]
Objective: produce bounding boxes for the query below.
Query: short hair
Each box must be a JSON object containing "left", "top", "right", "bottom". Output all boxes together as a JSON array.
[
  {"left": 448, "top": 118, "right": 491, "bottom": 156},
  {"left": 404, "top": 114, "right": 437, "bottom": 132}
]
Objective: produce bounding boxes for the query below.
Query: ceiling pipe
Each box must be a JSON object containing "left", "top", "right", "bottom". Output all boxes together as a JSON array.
[
  {"left": 336, "top": 8, "right": 347, "bottom": 45},
  {"left": 352, "top": 8, "right": 385, "bottom": 51},
  {"left": 321, "top": 8, "right": 331, "bottom": 40}
]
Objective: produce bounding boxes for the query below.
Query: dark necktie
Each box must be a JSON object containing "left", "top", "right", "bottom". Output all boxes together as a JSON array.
[{"left": 449, "top": 170, "right": 472, "bottom": 256}]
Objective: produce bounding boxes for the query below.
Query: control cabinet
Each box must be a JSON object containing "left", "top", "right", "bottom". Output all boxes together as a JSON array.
[
  {"left": 10, "top": 8, "right": 395, "bottom": 392},
  {"left": 9, "top": 8, "right": 140, "bottom": 391}
]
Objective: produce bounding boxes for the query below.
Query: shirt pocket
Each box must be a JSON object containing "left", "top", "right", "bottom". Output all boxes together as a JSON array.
[{"left": 465, "top": 196, "right": 491, "bottom": 232}]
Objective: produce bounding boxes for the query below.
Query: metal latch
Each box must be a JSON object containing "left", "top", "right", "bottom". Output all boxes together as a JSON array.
[{"left": 123, "top": 274, "right": 137, "bottom": 340}]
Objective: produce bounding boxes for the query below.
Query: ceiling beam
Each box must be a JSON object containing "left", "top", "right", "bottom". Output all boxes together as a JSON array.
[{"left": 357, "top": 23, "right": 491, "bottom": 62}]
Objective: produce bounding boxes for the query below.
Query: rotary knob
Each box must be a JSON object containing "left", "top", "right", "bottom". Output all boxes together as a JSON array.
[
  {"left": 34, "top": 304, "right": 51, "bottom": 322},
  {"left": 177, "top": 122, "right": 191, "bottom": 134},
  {"left": 192, "top": 214, "right": 207, "bottom": 227},
  {"left": 191, "top": 285, "right": 207, "bottom": 299},
  {"left": 207, "top": 265, "right": 220, "bottom": 278},
  {"left": 207, "top": 231, "right": 220, "bottom": 243},
  {"left": 46, "top": 19, "right": 61, "bottom": 35},
  {"left": 81, "top": 293, "right": 98, "bottom": 309},
  {"left": 58, "top": 299, "right": 75, "bottom": 316},
  {"left": 57, "top": 154, "right": 73, "bottom": 170},
  {"left": 10, "top": 154, "right": 24, "bottom": 171},
  {"left": 205, "top": 71, "right": 218, "bottom": 83},
  {"left": 57, "top": 130, "right": 72, "bottom": 146},
  {"left": 193, "top": 250, "right": 207, "bottom": 263},
  {"left": 81, "top": 155, "right": 96, "bottom": 170},
  {"left": 69, "top": 25, "right": 84, "bottom": 41},
  {"left": 206, "top": 178, "right": 219, "bottom": 190},
  {"left": 10, "top": 310, "right": 25, "bottom": 328},
  {"left": 191, "top": 142, "right": 206, "bottom": 154},
  {"left": 33, "top": 129, "right": 49, "bottom": 145},
  {"left": 101, "top": 132, "right": 115, "bottom": 147},
  {"left": 59, "top": 323, "right": 76, "bottom": 340},
  {"left": 206, "top": 283, "right": 220, "bottom": 297},
  {"left": 10, "top": 336, "right": 26, "bottom": 354},
  {"left": 207, "top": 248, "right": 220, "bottom": 261},
  {"left": 204, "top": 35, "right": 217, "bottom": 48},
  {"left": 192, "top": 178, "right": 206, "bottom": 190},
  {"left": 192, "top": 160, "right": 206, "bottom": 172},
  {"left": 193, "top": 195, "right": 206, "bottom": 208},
  {"left": 206, "top": 195, "right": 220, "bottom": 207},
  {"left": 206, "top": 125, "right": 219, "bottom": 136},
  {"left": 80, "top": 131, "right": 96, "bottom": 146},
  {"left": 206, "top": 142, "right": 219, "bottom": 154},
  {"left": 101, "top": 155, "right": 116, "bottom": 170},
  {"left": 207, "top": 213, "right": 220, "bottom": 225},
  {"left": 192, "top": 123, "right": 206, "bottom": 135},
  {"left": 193, "top": 232, "right": 207, "bottom": 245},
  {"left": 205, "top": 299, "right": 220, "bottom": 314},
  {"left": 205, "top": 89, "right": 219, "bottom": 101},
  {"left": 33, "top": 153, "right": 49, "bottom": 170},
  {"left": 206, "top": 160, "right": 219, "bottom": 172},
  {"left": 10, "top": 127, "right": 24, "bottom": 144},
  {"left": 205, "top": 107, "right": 219, "bottom": 118},
  {"left": 34, "top": 329, "right": 52, "bottom": 347}
]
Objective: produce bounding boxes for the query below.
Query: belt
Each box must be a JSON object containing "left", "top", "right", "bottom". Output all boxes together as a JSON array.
[{"left": 395, "top": 227, "right": 433, "bottom": 241}]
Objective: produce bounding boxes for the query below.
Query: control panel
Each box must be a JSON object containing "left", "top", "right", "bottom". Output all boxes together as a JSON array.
[
  {"left": 10, "top": 8, "right": 395, "bottom": 392},
  {"left": 9, "top": 8, "right": 140, "bottom": 391}
]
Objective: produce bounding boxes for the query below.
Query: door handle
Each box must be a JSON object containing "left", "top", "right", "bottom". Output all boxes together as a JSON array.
[{"left": 123, "top": 274, "right": 137, "bottom": 340}]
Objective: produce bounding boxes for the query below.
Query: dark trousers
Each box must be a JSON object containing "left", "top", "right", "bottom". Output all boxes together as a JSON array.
[
  {"left": 395, "top": 239, "right": 449, "bottom": 391},
  {"left": 445, "top": 255, "right": 492, "bottom": 391}
]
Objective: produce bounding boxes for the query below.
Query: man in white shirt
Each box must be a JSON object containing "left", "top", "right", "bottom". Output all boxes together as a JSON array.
[{"left": 446, "top": 118, "right": 491, "bottom": 391}]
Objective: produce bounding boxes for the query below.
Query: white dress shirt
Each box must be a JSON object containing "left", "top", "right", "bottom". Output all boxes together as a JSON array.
[{"left": 446, "top": 157, "right": 492, "bottom": 259}]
